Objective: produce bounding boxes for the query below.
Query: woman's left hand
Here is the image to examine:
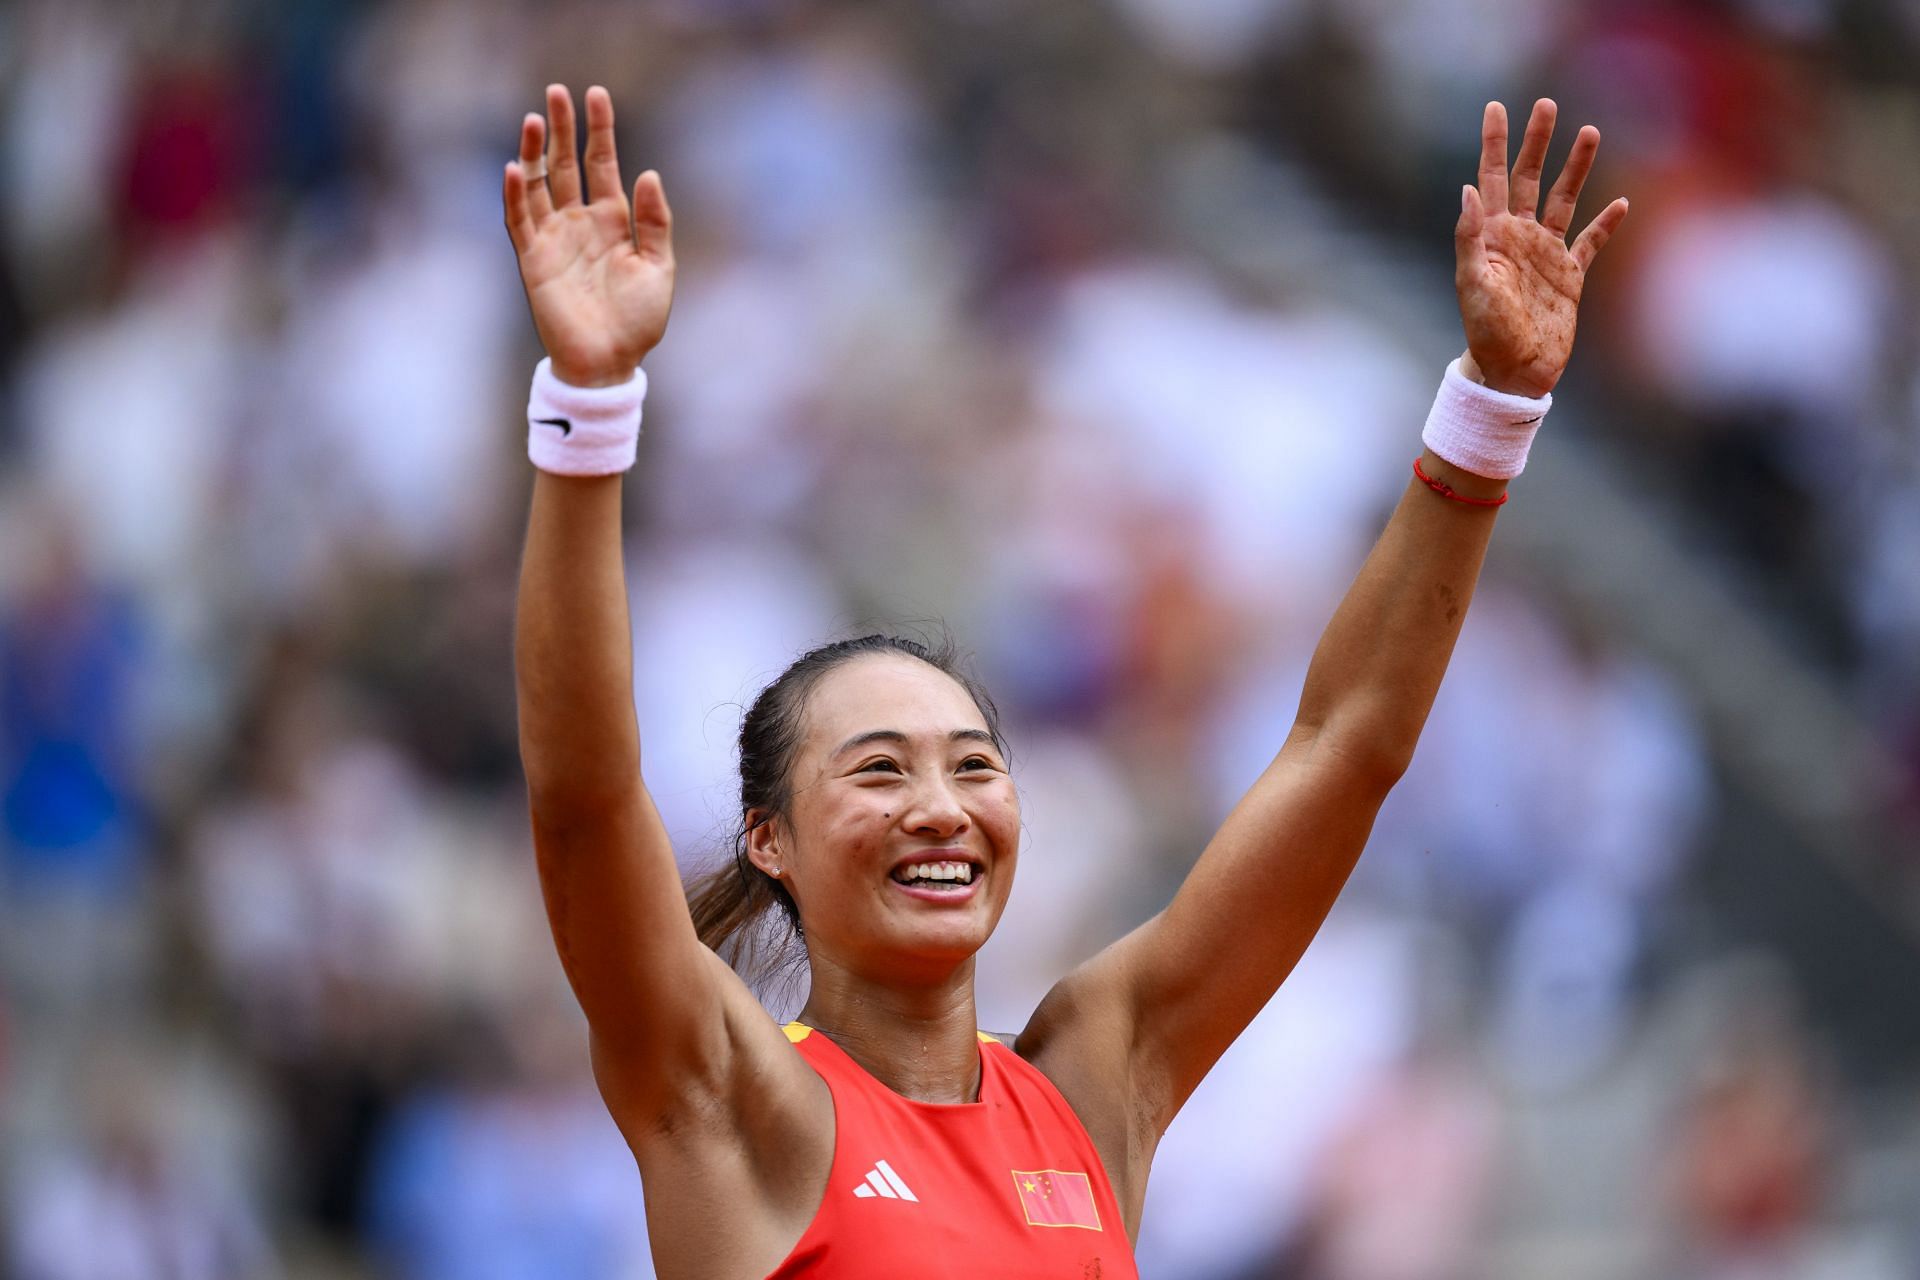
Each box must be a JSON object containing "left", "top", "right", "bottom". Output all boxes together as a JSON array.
[{"left": 1455, "top": 98, "right": 1628, "bottom": 398}]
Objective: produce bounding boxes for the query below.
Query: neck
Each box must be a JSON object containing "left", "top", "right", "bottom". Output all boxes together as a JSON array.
[{"left": 798, "top": 952, "right": 982, "bottom": 1104}]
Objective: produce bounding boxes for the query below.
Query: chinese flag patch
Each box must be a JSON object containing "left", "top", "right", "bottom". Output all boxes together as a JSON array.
[{"left": 1011, "top": 1169, "right": 1102, "bottom": 1231}]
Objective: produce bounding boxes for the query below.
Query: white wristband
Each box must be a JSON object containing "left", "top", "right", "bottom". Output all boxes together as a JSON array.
[
  {"left": 1420, "top": 358, "right": 1549, "bottom": 480},
  {"left": 526, "top": 358, "right": 646, "bottom": 476}
]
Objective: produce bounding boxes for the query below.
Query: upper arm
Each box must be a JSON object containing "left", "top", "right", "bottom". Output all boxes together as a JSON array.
[
  {"left": 529, "top": 780, "right": 771, "bottom": 1114},
  {"left": 1040, "top": 724, "right": 1398, "bottom": 1136},
  {"left": 538, "top": 784, "right": 836, "bottom": 1277}
]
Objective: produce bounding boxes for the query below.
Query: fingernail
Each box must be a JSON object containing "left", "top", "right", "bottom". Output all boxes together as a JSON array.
[{"left": 1462, "top": 185, "right": 1472, "bottom": 212}]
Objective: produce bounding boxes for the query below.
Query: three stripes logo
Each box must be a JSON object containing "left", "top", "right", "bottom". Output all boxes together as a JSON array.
[{"left": 851, "top": 1159, "right": 918, "bottom": 1202}]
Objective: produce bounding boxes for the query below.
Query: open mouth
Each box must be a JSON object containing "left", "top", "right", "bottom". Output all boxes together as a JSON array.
[{"left": 889, "top": 860, "right": 979, "bottom": 893}]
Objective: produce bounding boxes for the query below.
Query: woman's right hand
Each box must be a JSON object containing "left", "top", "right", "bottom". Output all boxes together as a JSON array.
[{"left": 504, "top": 84, "right": 674, "bottom": 388}]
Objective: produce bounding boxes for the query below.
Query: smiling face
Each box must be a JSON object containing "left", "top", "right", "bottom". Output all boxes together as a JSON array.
[{"left": 746, "top": 652, "right": 1020, "bottom": 984}]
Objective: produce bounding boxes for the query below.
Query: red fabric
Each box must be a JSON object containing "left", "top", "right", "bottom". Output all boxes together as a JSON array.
[{"left": 768, "top": 1024, "right": 1138, "bottom": 1279}]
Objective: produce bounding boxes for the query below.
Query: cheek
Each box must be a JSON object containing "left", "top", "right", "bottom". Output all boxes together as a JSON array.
[
  {"left": 978, "top": 786, "right": 1021, "bottom": 846},
  {"left": 812, "top": 790, "right": 895, "bottom": 856}
]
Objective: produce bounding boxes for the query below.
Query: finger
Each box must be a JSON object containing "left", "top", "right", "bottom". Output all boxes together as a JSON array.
[
  {"left": 632, "top": 169, "right": 674, "bottom": 260},
  {"left": 545, "top": 83, "right": 583, "bottom": 208},
  {"left": 1508, "top": 98, "right": 1556, "bottom": 218},
  {"left": 1571, "top": 196, "right": 1629, "bottom": 272},
  {"left": 582, "top": 85, "right": 624, "bottom": 207},
  {"left": 1540, "top": 125, "right": 1600, "bottom": 237},
  {"left": 518, "top": 112, "right": 553, "bottom": 222},
  {"left": 1536, "top": 123, "right": 1597, "bottom": 238},
  {"left": 1477, "top": 101, "right": 1509, "bottom": 215},
  {"left": 1455, "top": 184, "right": 1488, "bottom": 288},
  {"left": 503, "top": 163, "right": 535, "bottom": 252}
]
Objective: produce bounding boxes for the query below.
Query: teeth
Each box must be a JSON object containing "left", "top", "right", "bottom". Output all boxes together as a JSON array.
[{"left": 897, "top": 861, "right": 977, "bottom": 884}]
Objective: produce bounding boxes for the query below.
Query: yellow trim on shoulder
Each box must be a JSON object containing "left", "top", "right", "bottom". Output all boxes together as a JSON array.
[{"left": 787, "top": 1021, "right": 992, "bottom": 1045}]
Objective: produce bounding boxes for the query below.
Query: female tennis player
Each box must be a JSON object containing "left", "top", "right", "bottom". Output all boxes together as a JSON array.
[{"left": 503, "top": 84, "right": 1625, "bottom": 1278}]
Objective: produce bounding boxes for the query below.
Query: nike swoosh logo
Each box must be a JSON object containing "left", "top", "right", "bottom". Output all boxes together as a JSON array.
[{"left": 535, "top": 416, "right": 573, "bottom": 437}]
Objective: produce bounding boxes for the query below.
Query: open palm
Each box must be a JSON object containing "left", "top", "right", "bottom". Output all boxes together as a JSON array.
[
  {"left": 1456, "top": 99, "right": 1627, "bottom": 399},
  {"left": 503, "top": 85, "right": 674, "bottom": 388}
]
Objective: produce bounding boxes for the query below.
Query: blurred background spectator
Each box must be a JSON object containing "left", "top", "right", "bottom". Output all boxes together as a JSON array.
[{"left": 2, "top": 0, "right": 1917, "bottom": 1276}]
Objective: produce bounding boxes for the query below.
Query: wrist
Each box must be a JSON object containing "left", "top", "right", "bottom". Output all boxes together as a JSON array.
[
  {"left": 1421, "top": 357, "right": 1549, "bottom": 480},
  {"left": 550, "top": 354, "right": 647, "bottom": 389},
  {"left": 1459, "top": 349, "right": 1553, "bottom": 399},
  {"left": 527, "top": 358, "right": 647, "bottom": 475},
  {"left": 1418, "top": 449, "right": 1508, "bottom": 502}
]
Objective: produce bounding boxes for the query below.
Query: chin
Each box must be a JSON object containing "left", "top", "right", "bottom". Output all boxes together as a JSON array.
[{"left": 877, "top": 915, "right": 996, "bottom": 978}]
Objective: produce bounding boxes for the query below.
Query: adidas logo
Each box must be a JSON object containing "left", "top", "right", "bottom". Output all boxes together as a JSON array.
[{"left": 851, "top": 1159, "right": 918, "bottom": 1202}]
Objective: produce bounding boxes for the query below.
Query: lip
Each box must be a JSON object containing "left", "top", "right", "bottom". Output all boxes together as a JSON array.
[{"left": 887, "top": 847, "right": 986, "bottom": 905}]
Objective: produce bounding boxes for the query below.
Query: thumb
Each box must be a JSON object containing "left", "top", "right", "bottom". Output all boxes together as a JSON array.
[
  {"left": 631, "top": 169, "right": 673, "bottom": 259},
  {"left": 1455, "top": 184, "right": 1487, "bottom": 287}
]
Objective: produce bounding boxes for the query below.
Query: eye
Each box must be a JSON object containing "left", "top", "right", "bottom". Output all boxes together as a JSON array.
[
  {"left": 859, "top": 758, "right": 902, "bottom": 773},
  {"left": 960, "top": 756, "right": 996, "bottom": 771}
]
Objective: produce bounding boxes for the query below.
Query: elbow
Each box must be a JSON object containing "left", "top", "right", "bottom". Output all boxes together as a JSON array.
[
  {"left": 516, "top": 718, "right": 644, "bottom": 817},
  {"left": 524, "top": 768, "right": 645, "bottom": 833},
  {"left": 1303, "top": 720, "right": 1417, "bottom": 798}
]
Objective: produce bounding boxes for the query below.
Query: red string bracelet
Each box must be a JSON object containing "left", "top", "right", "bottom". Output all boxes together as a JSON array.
[{"left": 1413, "top": 456, "right": 1508, "bottom": 507}]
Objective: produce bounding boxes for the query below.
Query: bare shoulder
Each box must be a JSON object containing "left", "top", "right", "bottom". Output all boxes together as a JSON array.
[
  {"left": 594, "top": 949, "right": 836, "bottom": 1280},
  {"left": 1014, "top": 947, "right": 1168, "bottom": 1235}
]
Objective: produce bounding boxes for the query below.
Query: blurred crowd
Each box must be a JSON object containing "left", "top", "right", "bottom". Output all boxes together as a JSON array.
[{"left": 2, "top": 0, "right": 1918, "bottom": 1277}]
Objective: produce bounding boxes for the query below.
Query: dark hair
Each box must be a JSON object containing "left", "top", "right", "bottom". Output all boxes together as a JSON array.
[{"left": 684, "top": 631, "right": 1007, "bottom": 983}]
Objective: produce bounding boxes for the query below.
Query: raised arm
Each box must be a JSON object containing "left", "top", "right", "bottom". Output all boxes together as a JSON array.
[
  {"left": 1026, "top": 99, "right": 1628, "bottom": 1165},
  {"left": 505, "top": 84, "right": 744, "bottom": 1114}
]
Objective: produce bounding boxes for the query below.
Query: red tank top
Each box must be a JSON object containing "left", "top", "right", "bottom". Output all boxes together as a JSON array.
[{"left": 766, "top": 1023, "right": 1139, "bottom": 1279}]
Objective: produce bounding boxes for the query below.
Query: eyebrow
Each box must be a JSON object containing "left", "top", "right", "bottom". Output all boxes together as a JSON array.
[{"left": 831, "top": 728, "right": 997, "bottom": 760}]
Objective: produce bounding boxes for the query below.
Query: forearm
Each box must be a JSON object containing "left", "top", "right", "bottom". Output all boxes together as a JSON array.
[
  {"left": 1292, "top": 447, "right": 1505, "bottom": 781},
  {"left": 515, "top": 470, "right": 642, "bottom": 805}
]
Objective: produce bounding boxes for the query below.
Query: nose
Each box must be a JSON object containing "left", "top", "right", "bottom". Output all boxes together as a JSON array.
[{"left": 901, "top": 773, "right": 970, "bottom": 838}]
